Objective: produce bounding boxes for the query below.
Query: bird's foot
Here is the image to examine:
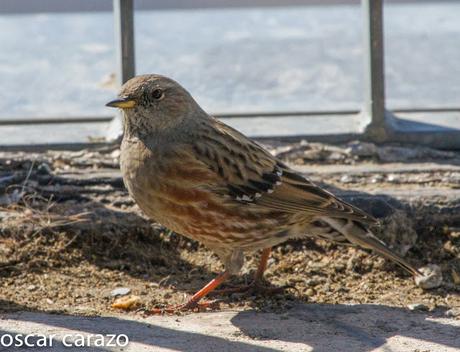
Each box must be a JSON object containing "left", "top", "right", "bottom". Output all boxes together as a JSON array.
[
  {"left": 210, "top": 280, "right": 293, "bottom": 297},
  {"left": 146, "top": 300, "right": 221, "bottom": 315}
]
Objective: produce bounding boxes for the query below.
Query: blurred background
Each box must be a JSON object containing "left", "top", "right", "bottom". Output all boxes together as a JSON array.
[{"left": 1, "top": 0, "right": 459, "bottom": 120}]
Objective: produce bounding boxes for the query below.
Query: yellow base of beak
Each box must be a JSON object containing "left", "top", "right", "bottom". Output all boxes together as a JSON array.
[{"left": 106, "top": 98, "right": 136, "bottom": 109}]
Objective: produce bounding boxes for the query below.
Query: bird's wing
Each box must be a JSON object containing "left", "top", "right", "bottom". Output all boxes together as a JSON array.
[{"left": 191, "top": 118, "right": 377, "bottom": 225}]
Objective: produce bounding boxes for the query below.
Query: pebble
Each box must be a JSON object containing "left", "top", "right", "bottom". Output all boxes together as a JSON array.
[
  {"left": 304, "top": 278, "right": 320, "bottom": 287},
  {"left": 386, "top": 174, "right": 398, "bottom": 183},
  {"left": 414, "top": 264, "right": 443, "bottom": 289},
  {"left": 27, "top": 284, "right": 37, "bottom": 291},
  {"left": 346, "top": 141, "right": 378, "bottom": 157},
  {"left": 445, "top": 308, "right": 460, "bottom": 317},
  {"left": 340, "top": 175, "right": 353, "bottom": 183},
  {"left": 110, "top": 287, "right": 131, "bottom": 297},
  {"left": 370, "top": 174, "right": 384, "bottom": 184},
  {"left": 111, "top": 295, "right": 141, "bottom": 310},
  {"left": 451, "top": 269, "right": 460, "bottom": 285},
  {"left": 37, "top": 163, "right": 52, "bottom": 175},
  {"left": 407, "top": 303, "right": 429, "bottom": 311},
  {"left": 110, "top": 150, "right": 121, "bottom": 159}
]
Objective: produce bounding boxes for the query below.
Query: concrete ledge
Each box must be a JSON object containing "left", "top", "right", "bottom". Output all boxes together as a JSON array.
[{"left": 1, "top": 304, "right": 459, "bottom": 352}]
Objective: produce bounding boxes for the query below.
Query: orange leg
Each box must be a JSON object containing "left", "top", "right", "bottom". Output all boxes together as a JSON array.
[
  {"left": 210, "top": 247, "right": 285, "bottom": 296},
  {"left": 254, "top": 247, "right": 271, "bottom": 282},
  {"left": 150, "top": 271, "right": 230, "bottom": 314}
]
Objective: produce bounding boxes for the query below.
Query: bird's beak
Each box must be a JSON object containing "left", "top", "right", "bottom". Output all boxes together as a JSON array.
[{"left": 105, "top": 97, "right": 136, "bottom": 109}]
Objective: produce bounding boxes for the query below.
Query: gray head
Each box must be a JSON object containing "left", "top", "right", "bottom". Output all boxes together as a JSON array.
[{"left": 106, "top": 74, "right": 204, "bottom": 136}]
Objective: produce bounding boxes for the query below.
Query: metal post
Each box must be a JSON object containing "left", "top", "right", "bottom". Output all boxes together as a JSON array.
[
  {"left": 113, "top": 0, "right": 135, "bottom": 85},
  {"left": 108, "top": 0, "right": 135, "bottom": 142},
  {"left": 362, "top": 0, "right": 387, "bottom": 141}
]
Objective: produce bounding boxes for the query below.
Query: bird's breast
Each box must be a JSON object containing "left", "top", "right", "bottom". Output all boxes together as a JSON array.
[
  {"left": 120, "top": 138, "right": 165, "bottom": 216},
  {"left": 119, "top": 138, "right": 296, "bottom": 249},
  {"left": 119, "top": 138, "right": 220, "bottom": 234}
]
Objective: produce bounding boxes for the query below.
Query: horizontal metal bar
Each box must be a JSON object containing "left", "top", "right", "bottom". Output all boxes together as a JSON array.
[
  {"left": 0, "top": 116, "right": 113, "bottom": 126},
  {"left": 0, "top": 142, "right": 113, "bottom": 153},
  {"left": 2, "top": 106, "right": 460, "bottom": 126},
  {"left": 218, "top": 107, "right": 460, "bottom": 119},
  {"left": 215, "top": 110, "right": 360, "bottom": 119},
  {"left": 0, "top": 113, "right": 365, "bottom": 150},
  {"left": 3, "top": 110, "right": 459, "bottom": 147},
  {"left": 0, "top": 111, "right": 362, "bottom": 126},
  {"left": 391, "top": 107, "right": 460, "bottom": 114}
]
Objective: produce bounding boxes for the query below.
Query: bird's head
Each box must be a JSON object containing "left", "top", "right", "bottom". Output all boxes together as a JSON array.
[{"left": 106, "top": 74, "right": 203, "bottom": 137}]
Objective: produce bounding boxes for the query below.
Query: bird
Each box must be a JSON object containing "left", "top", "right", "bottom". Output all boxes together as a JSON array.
[{"left": 106, "top": 74, "right": 421, "bottom": 313}]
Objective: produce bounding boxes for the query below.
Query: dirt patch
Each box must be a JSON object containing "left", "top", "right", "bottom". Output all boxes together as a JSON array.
[{"left": 0, "top": 142, "right": 459, "bottom": 317}]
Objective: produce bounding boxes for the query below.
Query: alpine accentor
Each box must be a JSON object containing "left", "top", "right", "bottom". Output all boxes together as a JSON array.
[{"left": 106, "top": 74, "right": 420, "bottom": 312}]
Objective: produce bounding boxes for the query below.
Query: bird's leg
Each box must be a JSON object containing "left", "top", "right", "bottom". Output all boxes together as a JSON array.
[
  {"left": 254, "top": 247, "right": 271, "bottom": 283},
  {"left": 211, "top": 248, "right": 272, "bottom": 295},
  {"left": 210, "top": 247, "right": 290, "bottom": 296},
  {"left": 149, "top": 271, "right": 230, "bottom": 315}
]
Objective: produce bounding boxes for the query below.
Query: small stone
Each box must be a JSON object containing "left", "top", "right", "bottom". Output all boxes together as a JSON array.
[
  {"left": 451, "top": 269, "right": 460, "bottom": 285},
  {"left": 27, "top": 284, "right": 37, "bottom": 291},
  {"left": 386, "top": 174, "right": 398, "bottom": 183},
  {"left": 46, "top": 298, "right": 54, "bottom": 305},
  {"left": 340, "top": 175, "right": 354, "bottom": 183},
  {"left": 415, "top": 264, "right": 443, "bottom": 289},
  {"left": 407, "top": 303, "right": 429, "bottom": 311},
  {"left": 334, "top": 263, "right": 345, "bottom": 272},
  {"left": 448, "top": 229, "right": 460, "bottom": 239},
  {"left": 110, "top": 287, "right": 131, "bottom": 297},
  {"left": 370, "top": 174, "right": 384, "bottom": 184},
  {"left": 443, "top": 241, "right": 458, "bottom": 256},
  {"left": 37, "top": 163, "right": 53, "bottom": 175},
  {"left": 111, "top": 295, "right": 141, "bottom": 310},
  {"left": 445, "top": 308, "right": 460, "bottom": 317},
  {"left": 110, "top": 149, "right": 121, "bottom": 159},
  {"left": 306, "top": 288, "right": 315, "bottom": 296},
  {"left": 346, "top": 141, "right": 378, "bottom": 158},
  {"left": 304, "top": 278, "right": 320, "bottom": 287}
]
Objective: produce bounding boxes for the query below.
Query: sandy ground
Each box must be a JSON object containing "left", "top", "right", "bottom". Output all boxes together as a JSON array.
[{"left": 2, "top": 304, "right": 460, "bottom": 352}]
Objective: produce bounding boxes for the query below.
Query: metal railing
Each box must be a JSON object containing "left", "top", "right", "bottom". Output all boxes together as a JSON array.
[
  {"left": 1, "top": 0, "right": 459, "bottom": 149},
  {"left": 109, "top": 0, "right": 460, "bottom": 149}
]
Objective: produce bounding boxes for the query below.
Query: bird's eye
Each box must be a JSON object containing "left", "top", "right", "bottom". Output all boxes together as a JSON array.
[{"left": 152, "top": 89, "right": 164, "bottom": 100}]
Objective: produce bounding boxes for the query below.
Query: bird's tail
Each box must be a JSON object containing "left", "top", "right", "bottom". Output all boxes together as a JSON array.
[{"left": 321, "top": 217, "right": 421, "bottom": 277}]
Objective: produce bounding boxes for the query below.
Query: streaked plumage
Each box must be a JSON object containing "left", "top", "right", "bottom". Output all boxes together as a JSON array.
[{"left": 108, "top": 74, "right": 420, "bottom": 311}]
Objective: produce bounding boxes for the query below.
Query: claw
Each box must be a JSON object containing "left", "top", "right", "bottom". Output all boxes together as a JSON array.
[
  {"left": 210, "top": 281, "right": 293, "bottom": 297},
  {"left": 146, "top": 300, "right": 220, "bottom": 315}
]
